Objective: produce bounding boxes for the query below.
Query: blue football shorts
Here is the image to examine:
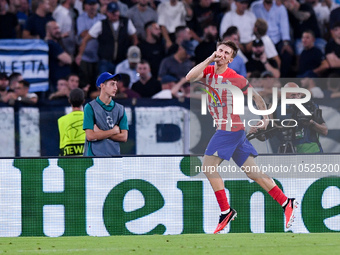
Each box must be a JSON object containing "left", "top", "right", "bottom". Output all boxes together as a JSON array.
[{"left": 205, "top": 130, "right": 258, "bottom": 167}]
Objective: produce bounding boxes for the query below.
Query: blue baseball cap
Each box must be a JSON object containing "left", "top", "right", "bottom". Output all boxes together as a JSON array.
[
  {"left": 181, "top": 40, "right": 195, "bottom": 57},
  {"left": 96, "top": 72, "right": 121, "bottom": 87},
  {"left": 161, "top": 75, "right": 178, "bottom": 84},
  {"left": 107, "top": 2, "right": 119, "bottom": 13},
  {"left": 84, "top": 0, "right": 98, "bottom": 4}
]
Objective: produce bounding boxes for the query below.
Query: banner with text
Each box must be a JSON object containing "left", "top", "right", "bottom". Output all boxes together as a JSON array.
[
  {"left": 0, "top": 39, "right": 49, "bottom": 92},
  {"left": 0, "top": 156, "right": 339, "bottom": 237}
]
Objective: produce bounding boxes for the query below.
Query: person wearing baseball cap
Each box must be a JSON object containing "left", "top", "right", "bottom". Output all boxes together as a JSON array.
[
  {"left": 83, "top": 71, "right": 129, "bottom": 156},
  {"left": 76, "top": 0, "right": 138, "bottom": 75},
  {"left": 115, "top": 45, "right": 141, "bottom": 88},
  {"left": 246, "top": 38, "right": 280, "bottom": 78}
]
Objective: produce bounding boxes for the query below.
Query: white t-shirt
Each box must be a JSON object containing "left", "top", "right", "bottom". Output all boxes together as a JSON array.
[
  {"left": 53, "top": 5, "right": 73, "bottom": 34},
  {"left": 311, "top": 87, "right": 324, "bottom": 99},
  {"left": 152, "top": 89, "right": 172, "bottom": 99},
  {"left": 74, "top": 0, "right": 83, "bottom": 15},
  {"left": 157, "top": 1, "right": 187, "bottom": 33},
  {"left": 219, "top": 10, "right": 256, "bottom": 44},
  {"left": 88, "top": 19, "right": 136, "bottom": 38},
  {"left": 261, "top": 35, "right": 278, "bottom": 59}
]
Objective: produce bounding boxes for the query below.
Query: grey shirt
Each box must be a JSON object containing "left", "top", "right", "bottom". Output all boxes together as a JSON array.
[{"left": 127, "top": 5, "right": 158, "bottom": 39}]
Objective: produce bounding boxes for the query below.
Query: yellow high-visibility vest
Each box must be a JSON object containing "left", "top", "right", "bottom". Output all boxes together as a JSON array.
[{"left": 58, "top": 111, "right": 85, "bottom": 156}]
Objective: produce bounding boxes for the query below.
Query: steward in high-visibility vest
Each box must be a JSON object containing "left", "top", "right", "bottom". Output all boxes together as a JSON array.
[{"left": 58, "top": 88, "right": 86, "bottom": 156}]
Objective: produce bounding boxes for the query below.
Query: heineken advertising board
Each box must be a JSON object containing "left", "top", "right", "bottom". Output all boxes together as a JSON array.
[{"left": 0, "top": 156, "right": 339, "bottom": 237}]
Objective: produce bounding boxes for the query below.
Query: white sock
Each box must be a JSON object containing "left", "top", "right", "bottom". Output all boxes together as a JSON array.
[{"left": 221, "top": 209, "right": 230, "bottom": 214}]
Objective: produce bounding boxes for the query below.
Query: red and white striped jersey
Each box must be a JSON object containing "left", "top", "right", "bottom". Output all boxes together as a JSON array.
[{"left": 203, "top": 65, "right": 251, "bottom": 132}]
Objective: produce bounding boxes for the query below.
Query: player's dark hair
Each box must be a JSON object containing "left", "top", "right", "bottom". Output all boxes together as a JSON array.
[
  {"left": 217, "top": 40, "right": 238, "bottom": 58},
  {"left": 69, "top": 88, "right": 85, "bottom": 107}
]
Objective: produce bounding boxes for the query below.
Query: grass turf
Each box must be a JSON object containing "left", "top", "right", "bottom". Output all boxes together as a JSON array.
[{"left": 0, "top": 233, "right": 339, "bottom": 255}]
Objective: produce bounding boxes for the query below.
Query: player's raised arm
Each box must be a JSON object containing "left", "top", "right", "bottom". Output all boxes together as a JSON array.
[{"left": 186, "top": 51, "right": 221, "bottom": 82}]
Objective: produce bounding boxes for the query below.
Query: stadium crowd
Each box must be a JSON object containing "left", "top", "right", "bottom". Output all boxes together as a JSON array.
[{"left": 0, "top": 0, "right": 340, "bottom": 104}]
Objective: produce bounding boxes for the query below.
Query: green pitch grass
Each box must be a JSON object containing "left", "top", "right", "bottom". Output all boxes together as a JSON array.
[{"left": 0, "top": 233, "right": 339, "bottom": 255}]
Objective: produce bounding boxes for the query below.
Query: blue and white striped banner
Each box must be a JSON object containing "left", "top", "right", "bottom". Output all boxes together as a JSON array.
[{"left": 0, "top": 39, "right": 49, "bottom": 92}]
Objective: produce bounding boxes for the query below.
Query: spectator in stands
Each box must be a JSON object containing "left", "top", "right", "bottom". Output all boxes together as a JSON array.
[
  {"left": 324, "top": 72, "right": 340, "bottom": 99},
  {"left": 257, "top": 72, "right": 281, "bottom": 104},
  {"left": 304, "top": 0, "right": 330, "bottom": 38},
  {"left": 67, "top": 73, "right": 80, "bottom": 90},
  {"left": 115, "top": 46, "right": 141, "bottom": 88},
  {"left": 167, "top": 26, "right": 194, "bottom": 56},
  {"left": 157, "top": 0, "right": 193, "bottom": 49},
  {"left": 131, "top": 60, "right": 161, "bottom": 97},
  {"left": 74, "top": 0, "right": 84, "bottom": 15},
  {"left": 220, "top": 0, "right": 256, "bottom": 54},
  {"left": 300, "top": 77, "right": 325, "bottom": 98},
  {"left": 22, "top": 0, "right": 54, "bottom": 39},
  {"left": 195, "top": 23, "right": 218, "bottom": 65},
  {"left": 126, "top": 0, "right": 158, "bottom": 40},
  {"left": 325, "top": 21, "right": 340, "bottom": 75},
  {"left": 153, "top": 75, "right": 193, "bottom": 99},
  {"left": 325, "top": 0, "right": 339, "bottom": 11},
  {"left": 188, "top": 0, "right": 221, "bottom": 38},
  {"left": 69, "top": 72, "right": 92, "bottom": 97},
  {"left": 171, "top": 77, "right": 195, "bottom": 99},
  {"left": 6, "top": 79, "right": 38, "bottom": 105},
  {"left": 0, "top": 73, "right": 9, "bottom": 103},
  {"left": 251, "top": 0, "right": 294, "bottom": 77},
  {"left": 49, "top": 73, "right": 88, "bottom": 99},
  {"left": 99, "top": 0, "right": 129, "bottom": 17},
  {"left": 222, "top": 26, "right": 248, "bottom": 64},
  {"left": 246, "top": 39, "right": 280, "bottom": 78},
  {"left": 329, "top": 6, "right": 340, "bottom": 30},
  {"left": 297, "top": 30, "right": 328, "bottom": 78},
  {"left": 48, "top": 77, "right": 69, "bottom": 100},
  {"left": 138, "top": 21, "right": 165, "bottom": 78},
  {"left": 222, "top": 27, "right": 247, "bottom": 77},
  {"left": 8, "top": 72, "right": 23, "bottom": 92},
  {"left": 76, "top": 0, "right": 105, "bottom": 93},
  {"left": 282, "top": 0, "right": 324, "bottom": 56},
  {"left": 76, "top": 2, "right": 138, "bottom": 75},
  {"left": 152, "top": 74, "right": 179, "bottom": 99},
  {"left": 0, "top": 0, "right": 20, "bottom": 38},
  {"left": 253, "top": 18, "right": 281, "bottom": 70},
  {"left": 114, "top": 73, "right": 141, "bottom": 98},
  {"left": 158, "top": 41, "right": 194, "bottom": 81},
  {"left": 12, "top": 0, "right": 30, "bottom": 37},
  {"left": 45, "top": 20, "right": 72, "bottom": 92},
  {"left": 58, "top": 88, "right": 86, "bottom": 156},
  {"left": 49, "top": 0, "right": 58, "bottom": 13},
  {"left": 53, "top": 0, "right": 78, "bottom": 58}
]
